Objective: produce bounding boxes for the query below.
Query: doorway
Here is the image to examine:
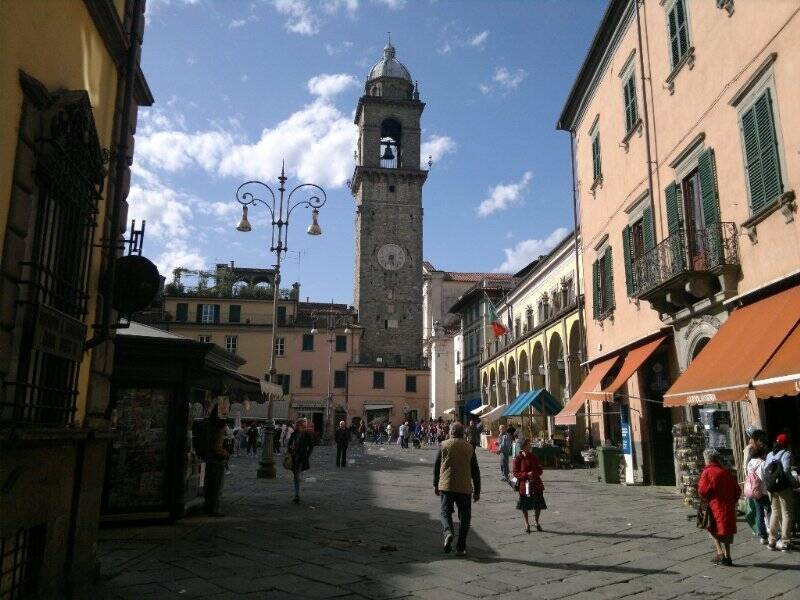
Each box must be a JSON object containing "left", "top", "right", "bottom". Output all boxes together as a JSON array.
[
  {"left": 763, "top": 396, "right": 800, "bottom": 453},
  {"left": 643, "top": 353, "right": 675, "bottom": 486},
  {"left": 311, "top": 412, "right": 324, "bottom": 436}
]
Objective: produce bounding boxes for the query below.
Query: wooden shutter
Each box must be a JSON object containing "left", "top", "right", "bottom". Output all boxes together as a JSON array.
[
  {"left": 592, "top": 260, "right": 600, "bottom": 320},
  {"left": 622, "top": 226, "right": 634, "bottom": 296},
  {"left": 642, "top": 205, "right": 655, "bottom": 250},
  {"left": 282, "top": 374, "right": 290, "bottom": 395},
  {"left": 604, "top": 248, "right": 614, "bottom": 311},
  {"left": 176, "top": 303, "right": 188, "bottom": 321},
  {"left": 213, "top": 304, "right": 220, "bottom": 324},
  {"left": 229, "top": 304, "right": 241, "bottom": 323},
  {"left": 668, "top": 4, "right": 680, "bottom": 66},
  {"left": 665, "top": 182, "right": 681, "bottom": 235},
  {"left": 592, "top": 134, "right": 601, "bottom": 181},
  {"left": 698, "top": 148, "right": 719, "bottom": 227},
  {"left": 196, "top": 304, "right": 203, "bottom": 323},
  {"left": 624, "top": 76, "right": 637, "bottom": 132},
  {"left": 754, "top": 89, "right": 783, "bottom": 208}
]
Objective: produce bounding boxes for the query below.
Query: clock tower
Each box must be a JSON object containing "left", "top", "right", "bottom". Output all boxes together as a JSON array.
[{"left": 351, "top": 41, "right": 427, "bottom": 367}]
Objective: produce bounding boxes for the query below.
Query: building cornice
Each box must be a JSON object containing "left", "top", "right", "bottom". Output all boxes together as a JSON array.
[
  {"left": 350, "top": 165, "right": 428, "bottom": 195},
  {"left": 353, "top": 95, "right": 425, "bottom": 125}
]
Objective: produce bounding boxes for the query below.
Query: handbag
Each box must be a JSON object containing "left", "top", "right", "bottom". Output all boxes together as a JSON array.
[
  {"left": 696, "top": 499, "right": 712, "bottom": 530},
  {"left": 283, "top": 452, "right": 294, "bottom": 471}
]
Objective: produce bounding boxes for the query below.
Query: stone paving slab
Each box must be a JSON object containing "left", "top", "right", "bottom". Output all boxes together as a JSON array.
[{"left": 91, "top": 444, "right": 799, "bottom": 599}]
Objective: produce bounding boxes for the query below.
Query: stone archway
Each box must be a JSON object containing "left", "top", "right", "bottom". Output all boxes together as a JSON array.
[
  {"left": 531, "top": 342, "right": 545, "bottom": 390},
  {"left": 567, "top": 321, "right": 583, "bottom": 398},
  {"left": 482, "top": 372, "right": 489, "bottom": 406},
  {"left": 498, "top": 362, "right": 507, "bottom": 406},
  {"left": 518, "top": 350, "right": 530, "bottom": 393},
  {"left": 489, "top": 368, "right": 497, "bottom": 407},
  {"left": 507, "top": 357, "right": 517, "bottom": 401},
  {"left": 548, "top": 332, "right": 566, "bottom": 405}
]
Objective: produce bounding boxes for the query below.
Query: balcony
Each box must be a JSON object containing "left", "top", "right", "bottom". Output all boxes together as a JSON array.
[{"left": 631, "top": 222, "right": 740, "bottom": 315}]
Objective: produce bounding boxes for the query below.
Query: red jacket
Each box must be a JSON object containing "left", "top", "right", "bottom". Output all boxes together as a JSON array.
[
  {"left": 512, "top": 451, "right": 544, "bottom": 497},
  {"left": 697, "top": 461, "right": 740, "bottom": 537}
]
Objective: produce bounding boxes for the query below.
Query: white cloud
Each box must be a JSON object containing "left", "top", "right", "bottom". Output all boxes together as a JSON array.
[
  {"left": 273, "top": 0, "right": 319, "bottom": 35},
  {"left": 421, "top": 134, "right": 457, "bottom": 167},
  {"left": 229, "top": 14, "right": 259, "bottom": 28},
  {"left": 437, "top": 42, "right": 452, "bottom": 55},
  {"left": 241, "top": 74, "right": 249, "bottom": 83},
  {"left": 373, "top": 0, "right": 406, "bottom": 9},
  {"left": 325, "top": 40, "right": 354, "bottom": 55},
  {"left": 495, "top": 227, "right": 570, "bottom": 273},
  {"left": 479, "top": 83, "right": 491, "bottom": 95},
  {"left": 469, "top": 30, "right": 489, "bottom": 48},
  {"left": 477, "top": 171, "right": 533, "bottom": 217},
  {"left": 137, "top": 129, "right": 235, "bottom": 172},
  {"left": 155, "top": 240, "right": 207, "bottom": 274},
  {"left": 307, "top": 73, "right": 358, "bottom": 97},
  {"left": 492, "top": 66, "right": 527, "bottom": 90},
  {"left": 322, "top": 0, "right": 359, "bottom": 14}
]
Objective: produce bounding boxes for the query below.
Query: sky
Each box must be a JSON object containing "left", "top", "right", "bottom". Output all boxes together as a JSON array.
[{"left": 132, "top": 0, "right": 607, "bottom": 304}]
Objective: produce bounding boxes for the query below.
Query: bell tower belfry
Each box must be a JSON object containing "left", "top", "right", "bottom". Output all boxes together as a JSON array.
[{"left": 351, "top": 41, "right": 428, "bottom": 367}]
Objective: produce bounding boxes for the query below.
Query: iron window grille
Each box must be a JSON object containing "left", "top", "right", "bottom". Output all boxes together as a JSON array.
[{"left": 0, "top": 525, "right": 46, "bottom": 599}]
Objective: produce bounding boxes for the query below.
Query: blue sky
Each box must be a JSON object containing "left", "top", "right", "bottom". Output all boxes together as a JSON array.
[{"left": 132, "top": 0, "right": 606, "bottom": 304}]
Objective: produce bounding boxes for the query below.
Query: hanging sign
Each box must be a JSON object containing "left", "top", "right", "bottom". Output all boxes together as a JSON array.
[
  {"left": 31, "top": 304, "right": 86, "bottom": 362},
  {"left": 620, "top": 403, "right": 632, "bottom": 455}
]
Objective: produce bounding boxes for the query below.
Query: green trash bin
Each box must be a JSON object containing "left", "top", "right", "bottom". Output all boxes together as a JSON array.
[{"left": 597, "top": 445, "right": 622, "bottom": 484}]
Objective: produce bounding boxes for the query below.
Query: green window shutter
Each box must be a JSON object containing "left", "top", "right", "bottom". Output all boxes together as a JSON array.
[
  {"left": 624, "top": 76, "right": 638, "bottom": 132},
  {"left": 665, "top": 182, "right": 681, "bottom": 235},
  {"left": 642, "top": 205, "right": 655, "bottom": 251},
  {"left": 176, "top": 303, "right": 188, "bottom": 321},
  {"left": 282, "top": 374, "right": 291, "bottom": 395},
  {"left": 741, "top": 104, "right": 764, "bottom": 212},
  {"left": 229, "top": 304, "right": 241, "bottom": 323},
  {"left": 698, "top": 148, "right": 720, "bottom": 227},
  {"left": 592, "top": 260, "right": 600, "bottom": 320},
  {"left": 592, "top": 134, "right": 602, "bottom": 181},
  {"left": 195, "top": 304, "right": 203, "bottom": 323},
  {"left": 668, "top": 5, "right": 680, "bottom": 66},
  {"left": 213, "top": 304, "right": 220, "bottom": 324},
  {"left": 622, "top": 226, "right": 634, "bottom": 297},
  {"left": 604, "top": 248, "right": 615, "bottom": 311},
  {"left": 754, "top": 89, "right": 783, "bottom": 208}
]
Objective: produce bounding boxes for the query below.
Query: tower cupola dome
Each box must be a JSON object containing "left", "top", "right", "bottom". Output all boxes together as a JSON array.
[
  {"left": 365, "top": 40, "right": 416, "bottom": 100},
  {"left": 367, "top": 42, "right": 412, "bottom": 83}
]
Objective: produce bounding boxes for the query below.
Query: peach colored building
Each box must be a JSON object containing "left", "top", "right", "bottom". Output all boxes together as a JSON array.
[{"left": 557, "top": 0, "right": 800, "bottom": 485}]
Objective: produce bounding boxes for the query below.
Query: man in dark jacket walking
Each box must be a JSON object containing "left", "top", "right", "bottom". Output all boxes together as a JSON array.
[
  {"left": 287, "top": 419, "right": 313, "bottom": 504},
  {"left": 434, "top": 422, "right": 481, "bottom": 556},
  {"left": 334, "top": 420, "right": 349, "bottom": 467}
]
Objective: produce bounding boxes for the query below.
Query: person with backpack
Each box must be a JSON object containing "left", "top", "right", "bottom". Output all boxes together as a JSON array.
[
  {"left": 745, "top": 442, "right": 770, "bottom": 544},
  {"left": 764, "top": 432, "right": 796, "bottom": 552},
  {"left": 697, "top": 448, "right": 739, "bottom": 566},
  {"left": 497, "top": 425, "right": 512, "bottom": 481}
]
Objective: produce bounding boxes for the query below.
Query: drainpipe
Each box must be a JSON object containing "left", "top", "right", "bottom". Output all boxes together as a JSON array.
[{"left": 635, "top": 0, "right": 659, "bottom": 237}]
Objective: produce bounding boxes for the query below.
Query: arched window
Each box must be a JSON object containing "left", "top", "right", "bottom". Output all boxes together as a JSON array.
[{"left": 380, "top": 118, "right": 401, "bottom": 168}]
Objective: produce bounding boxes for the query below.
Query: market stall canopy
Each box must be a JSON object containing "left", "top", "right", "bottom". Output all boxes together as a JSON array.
[
  {"left": 464, "top": 397, "right": 482, "bottom": 413},
  {"left": 664, "top": 284, "right": 800, "bottom": 406},
  {"left": 555, "top": 355, "right": 620, "bottom": 425},
  {"left": 442, "top": 407, "right": 456, "bottom": 415},
  {"left": 752, "top": 321, "right": 800, "bottom": 399},
  {"left": 479, "top": 404, "right": 506, "bottom": 422},
  {"left": 471, "top": 404, "right": 491, "bottom": 416},
  {"left": 502, "top": 389, "right": 561, "bottom": 418},
  {"left": 589, "top": 336, "right": 666, "bottom": 402},
  {"left": 365, "top": 404, "right": 395, "bottom": 411},
  {"left": 260, "top": 380, "right": 285, "bottom": 399}
]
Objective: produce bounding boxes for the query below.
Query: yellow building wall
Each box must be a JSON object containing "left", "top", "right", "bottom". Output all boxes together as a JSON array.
[{"left": 0, "top": 0, "right": 121, "bottom": 423}]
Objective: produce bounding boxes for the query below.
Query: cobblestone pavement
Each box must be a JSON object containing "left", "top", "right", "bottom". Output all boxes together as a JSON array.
[{"left": 92, "top": 444, "right": 799, "bottom": 599}]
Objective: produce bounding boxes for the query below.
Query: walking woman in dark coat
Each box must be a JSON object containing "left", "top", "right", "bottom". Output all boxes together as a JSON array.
[
  {"left": 287, "top": 418, "right": 314, "bottom": 503},
  {"left": 512, "top": 437, "right": 547, "bottom": 533},
  {"left": 697, "top": 448, "right": 740, "bottom": 566}
]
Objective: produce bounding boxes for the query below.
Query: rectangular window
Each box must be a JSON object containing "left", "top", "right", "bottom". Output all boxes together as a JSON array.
[
  {"left": 277, "top": 305, "right": 287, "bottom": 325},
  {"left": 591, "top": 132, "right": 602, "bottom": 182},
  {"left": 623, "top": 74, "right": 638, "bottom": 133},
  {"left": 335, "top": 335, "right": 347, "bottom": 352},
  {"left": 275, "top": 337, "right": 285, "bottom": 356},
  {"left": 302, "top": 334, "right": 314, "bottom": 351},
  {"left": 373, "top": 371, "right": 385, "bottom": 389},
  {"left": 176, "top": 303, "right": 188, "bottom": 322},
  {"left": 225, "top": 335, "right": 237, "bottom": 354},
  {"left": 229, "top": 304, "right": 241, "bottom": 323},
  {"left": 667, "top": 0, "right": 690, "bottom": 68},
  {"left": 593, "top": 247, "right": 615, "bottom": 319},
  {"left": 740, "top": 88, "right": 784, "bottom": 215},
  {"left": 334, "top": 370, "right": 347, "bottom": 389},
  {"left": 278, "top": 373, "right": 291, "bottom": 395},
  {"left": 198, "top": 304, "right": 219, "bottom": 324},
  {"left": 198, "top": 335, "right": 211, "bottom": 343},
  {"left": 406, "top": 375, "right": 417, "bottom": 393},
  {"left": 300, "top": 370, "right": 313, "bottom": 388}
]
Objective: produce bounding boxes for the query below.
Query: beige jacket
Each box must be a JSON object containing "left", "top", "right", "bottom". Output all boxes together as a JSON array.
[{"left": 434, "top": 438, "right": 481, "bottom": 495}]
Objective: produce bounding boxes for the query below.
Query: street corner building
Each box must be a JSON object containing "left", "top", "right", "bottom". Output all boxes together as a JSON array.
[
  {"left": 0, "top": 1, "right": 153, "bottom": 597},
  {"left": 556, "top": 0, "right": 800, "bottom": 488}
]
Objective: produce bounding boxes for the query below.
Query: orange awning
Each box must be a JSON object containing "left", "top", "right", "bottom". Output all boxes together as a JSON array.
[
  {"left": 664, "top": 284, "right": 800, "bottom": 407},
  {"left": 555, "top": 355, "right": 620, "bottom": 425},
  {"left": 752, "top": 322, "right": 800, "bottom": 399},
  {"left": 588, "top": 336, "right": 666, "bottom": 402}
]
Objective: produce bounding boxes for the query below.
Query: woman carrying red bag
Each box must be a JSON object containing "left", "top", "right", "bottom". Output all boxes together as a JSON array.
[{"left": 512, "top": 437, "right": 547, "bottom": 533}]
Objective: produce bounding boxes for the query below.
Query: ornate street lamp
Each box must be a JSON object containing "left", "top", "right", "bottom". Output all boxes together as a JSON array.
[
  {"left": 309, "top": 308, "right": 353, "bottom": 445},
  {"left": 234, "top": 163, "right": 327, "bottom": 479}
]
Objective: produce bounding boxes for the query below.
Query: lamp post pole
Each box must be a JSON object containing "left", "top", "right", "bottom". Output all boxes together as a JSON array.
[
  {"left": 311, "top": 309, "right": 352, "bottom": 445},
  {"left": 235, "top": 163, "right": 326, "bottom": 479}
]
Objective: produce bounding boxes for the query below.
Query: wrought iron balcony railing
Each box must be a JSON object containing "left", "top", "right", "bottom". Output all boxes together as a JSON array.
[{"left": 631, "top": 222, "right": 739, "bottom": 298}]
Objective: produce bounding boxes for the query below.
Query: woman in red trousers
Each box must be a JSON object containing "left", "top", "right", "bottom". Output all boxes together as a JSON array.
[
  {"left": 512, "top": 437, "right": 547, "bottom": 533},
  {"left": 697, "top": 448, "right": 740, "bottom": 566}
]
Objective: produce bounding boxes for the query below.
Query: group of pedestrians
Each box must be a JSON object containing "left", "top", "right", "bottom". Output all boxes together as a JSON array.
[{"left": 697, "top": 430, "right": 798, "bottom": 567}]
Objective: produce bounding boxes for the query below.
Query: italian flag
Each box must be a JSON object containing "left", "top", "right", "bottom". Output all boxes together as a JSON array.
[{"left": 487, "top": 298, "right": 508, "bottom": 337}]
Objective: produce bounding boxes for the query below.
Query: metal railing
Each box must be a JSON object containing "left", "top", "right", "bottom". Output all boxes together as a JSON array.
[{"left": 631, "top": 222, "right": 739, "bottom": 297}]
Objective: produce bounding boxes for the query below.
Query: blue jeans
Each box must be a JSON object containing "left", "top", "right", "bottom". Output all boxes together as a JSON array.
[
  {"left": 755, "top": 496, "right": 771, "bottom": 539},
  {"left": 500, "top": 453, "right": 510, "bottom": 478},
  {"left": 293, "top": 469, "right": 301, "bottom": 498}
]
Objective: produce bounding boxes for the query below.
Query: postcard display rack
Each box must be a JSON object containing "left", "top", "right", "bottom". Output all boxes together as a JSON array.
[{"left": 673, "top": 422, "right": 706, "bottom": 506}]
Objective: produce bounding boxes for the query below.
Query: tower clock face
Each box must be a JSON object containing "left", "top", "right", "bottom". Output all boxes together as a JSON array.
[{"left": 377, "top": 244, "right": 406, "bottom": 270}]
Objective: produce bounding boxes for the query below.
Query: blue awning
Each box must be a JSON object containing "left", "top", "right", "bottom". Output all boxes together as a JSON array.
[
  {"left": 464, "top": 397, "right": 482, "bottom": 412},
  {"left": 502, "top": 389, "right": 562, "bottom": 417}
]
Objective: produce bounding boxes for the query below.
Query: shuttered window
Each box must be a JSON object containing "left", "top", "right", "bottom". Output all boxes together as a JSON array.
[
  {"left": 592, "top": 260, "right": 600, "bottom": 320},
  {"left": 334, "top": 370, "right": 347, "bottom": 389},
  {"left": 665, "top": 182, "right": 682, "bottom": 235},
  {"left": 623, "top": 75, "right": 638, "bottom": 133},
  {"left": 622, "top": 209, "right": 655, "bottom": 297},
  {"left": 229, "top": 304, "right": 241, "bottom": 323},
  {"left": 593, "top": 248, "right": 615, "bottom": 318},
  {"left": 302, "top": 334, "right": 314, "bottom": 351},
  {"left": 300, "top": 370, "right": 313, "bottom": 388},
  {"left": 740, "top": 88, "right": 783, "bottom": 215},
  {"left": 591, "top": 132, "right": 602, "bottom": 182},
  {"left": 175, "top": 303, "right": 188, "bottom": 322},
  {"left": 667, "top": 0, "right": 690, "bottom": 68}
]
